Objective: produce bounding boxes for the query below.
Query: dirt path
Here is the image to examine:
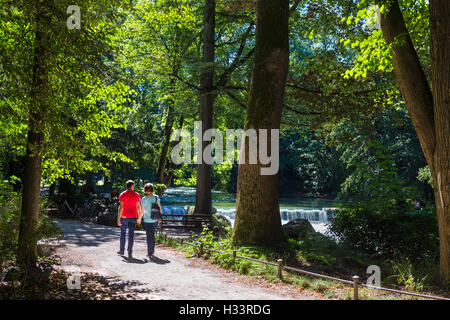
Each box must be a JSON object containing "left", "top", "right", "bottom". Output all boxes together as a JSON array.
[{"left": 53, "top": 220, "right": 317, "bottom": 300}]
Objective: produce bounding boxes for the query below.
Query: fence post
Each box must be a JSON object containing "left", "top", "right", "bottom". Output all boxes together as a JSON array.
[
  {"left": 199, "top": 242, "right": 203, "bottom": 255},
  {"left": 180, "top": 238, "right": 184, "bottom": 246},
  {"left": 164, "top": 233, "right": 167, "bottom": 241},
  {"left": 277, "top": 259, "right": 283, "bottom": 280},
  {"left": 232, "top": 249, "right": 236, "bottom": 261},
  {"left": 352, "top": 275, "right": 359, "bottom": 300}
]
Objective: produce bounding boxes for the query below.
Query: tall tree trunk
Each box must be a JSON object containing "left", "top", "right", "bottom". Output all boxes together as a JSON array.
[
  {"left": 156, "top": 74, "right": 178, "bottom": 194},
  {"left": 429, "top": 0, "right": 450, "bottom": 285},
  {"left": 232, "top": 0, "right": 289, "bottom": 245},
  {"left": 156, "top": 116, "right": 185, "bottom": 198},
  {"left": 48, "top": 182, "right": 55, "bottom": 200},
  {"left": 376, "top": 0, "right": 449, "bottom": 284},
  {"left": 194, "top": 0, "right": 215, "bottom": 215},
  {"left": 17, "top": 7, "right": 49, "bottom": 268}
]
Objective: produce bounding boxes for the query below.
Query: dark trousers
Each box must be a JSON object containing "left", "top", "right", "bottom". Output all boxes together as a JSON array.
[
  {"left": 143, "top": 222, "right": 158, "bottom": 256},
  {"left": 120, "top": 218, "right": 137, "bottom": 253}
]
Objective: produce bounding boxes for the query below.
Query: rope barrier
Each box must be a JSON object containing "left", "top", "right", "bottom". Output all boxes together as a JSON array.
[{"left": 161, "top": 235, "right": 449, "bottom": 300}]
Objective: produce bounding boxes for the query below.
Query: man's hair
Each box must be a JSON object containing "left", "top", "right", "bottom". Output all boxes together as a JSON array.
[
  {"left": 144, "top": 183, "right": 154, "bottom": 193},
  {"left": 126, "top": 180, "right": 135, "bottom": 190}
]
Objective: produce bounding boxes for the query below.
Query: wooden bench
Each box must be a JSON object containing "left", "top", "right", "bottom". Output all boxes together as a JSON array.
[
  {"left": 42, "top": 207, "right": 59, "bottom": 215},
  {"left": 160, "top": 214, "right": 211, "bottom": 232}
]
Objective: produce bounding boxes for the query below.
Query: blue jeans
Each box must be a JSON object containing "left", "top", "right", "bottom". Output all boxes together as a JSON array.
[
  {"left": 120, "top": 218, "right": 137, "bottom": 254},
  {"left": 143, "top": 222, "right": 158, "bottom": 256}
]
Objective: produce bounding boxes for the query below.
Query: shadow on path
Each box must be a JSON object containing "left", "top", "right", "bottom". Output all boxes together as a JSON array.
[
  {"left": 56, "top": 219, "right": 146, "bottom": 248},
  {"left": 148, "top": 256, "right": 170, "bottom": 265},
  {"left": 121, "top": 257, "right": 148, "bottom": 264}
]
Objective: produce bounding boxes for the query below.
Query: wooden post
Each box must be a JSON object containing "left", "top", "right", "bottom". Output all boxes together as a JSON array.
[
  {"left": 164, "top": 233, "right": 167, "bottom": 241},
  {"left": 277, "top": 259, "right": 283, "bottom": 280},
  {"left": 232, "top": 249, "right": 236, "bottom": 260},
  {"left": 180, "top": 238, "right": 184, "bottom": 245},
  {"left": 352, "top": 275, "right": 359, "bottom": 300},
  {"left": 199, "top": 242, "right": 203, "bottom": 255}
]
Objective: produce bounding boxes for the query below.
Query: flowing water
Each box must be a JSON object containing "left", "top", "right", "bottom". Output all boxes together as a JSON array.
[{"left": 160, "top": 187, "right": 340, "bottom": 234}]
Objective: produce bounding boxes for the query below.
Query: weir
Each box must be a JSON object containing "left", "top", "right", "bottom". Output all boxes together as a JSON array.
[
  {"left": 160, "top": 205, "right": 336, "bottom": 234},
  {"left": 159, "top": 187, "right": 338, "bottom": 234}
]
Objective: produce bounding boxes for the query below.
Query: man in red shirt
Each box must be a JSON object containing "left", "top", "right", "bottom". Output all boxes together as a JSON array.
[{"left": 117, "top": 180, "right": 142, "bottom": 258}]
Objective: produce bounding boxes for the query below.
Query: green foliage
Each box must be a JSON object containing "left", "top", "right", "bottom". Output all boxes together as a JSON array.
[
  {"left": 417, "top": 166, "right": 433, "bottom": 187},
  {"left": 386, "top": 258, "right": 435, "bottom": 292},
  {"left": 1, "top": 0, "right": 137, "bottom": 186},
  {"left": 338, "top": 138, "right": 416, "bottom": 201},
  {"left": 340, "top": 0, "right": 430, "bottom": 81},
  {"left": 0, "top": 180, "right": 62, "bottom": 265},
  {"left": 0, "top": 182, "right": 21, "bottom": 263},
  {"left": 326, "top": 106, "right": 428, "bottom": 202},
  {"left": 279, "top": 128, "right": 346, "bottom": 197},
  {"left": 329, "top": 204, "right": 439, "bottom": 262},
  {"left": 293, "top": 233, "right": 339, "bottom": 267},
  {"left": 154, "top": 184, "right": 167, "bottom": 193},
  {"left": 209, "top": 214, "right": 232, "bottom": 237}
]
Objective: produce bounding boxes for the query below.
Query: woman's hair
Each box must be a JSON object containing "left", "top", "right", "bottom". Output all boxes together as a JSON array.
[{"left": 144, "top": 183, "right": 154, "bottom": 193}]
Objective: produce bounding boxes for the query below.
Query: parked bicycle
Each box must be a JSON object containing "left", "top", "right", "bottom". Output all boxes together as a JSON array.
[
  {"left": 57, "top": 194, "right": 109, "bottom": 222},
  {"left": 58, "top": 199, "right": 83, "bottom": 220}
]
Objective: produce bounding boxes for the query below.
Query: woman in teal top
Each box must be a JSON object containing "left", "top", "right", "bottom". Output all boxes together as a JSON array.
[{"left": 138, "top": 183, "right": 161, "bottom": 259}]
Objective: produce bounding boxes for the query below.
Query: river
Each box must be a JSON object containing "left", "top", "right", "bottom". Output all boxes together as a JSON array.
[{"left": 159, "top": 187, "right": 340, "bottom": 234}]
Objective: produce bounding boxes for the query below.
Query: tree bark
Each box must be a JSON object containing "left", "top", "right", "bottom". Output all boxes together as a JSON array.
[
  {"left": 376, "top": 0, "right": 449, "bottom": 284},
  {"left": 17, "top": 7, "right": 49, "bottom": 268},
  {"left": 48, "top": 182, "right": 55, "bottom": 200},
  {"left": 430, "top": 0, "right": 450, "bottom": 285},
  {"left": 232, "top": 0, "right": 289, "bottom": 245},
  {"left": 156, "top": 73, "right": 178, "bottom": 195},
  {"left": 156, "top": 116, "right": 184, "bottom": 197},
  {"left": 375, "top": 0, "right": 435, "bottom": 163},
  {"left": 194, "top": 0, "right": 216, "bottom": 216}
]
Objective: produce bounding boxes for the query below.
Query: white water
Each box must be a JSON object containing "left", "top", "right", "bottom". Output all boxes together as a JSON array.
[
  {"left": 160, "top": 205, "right": 335, "bottom": 234},
  {"left": 215, "top": 208, "right": 335, "bottom": 234},
  {"left": 160, "top": 187, "right": 337, "bottom": 234}
]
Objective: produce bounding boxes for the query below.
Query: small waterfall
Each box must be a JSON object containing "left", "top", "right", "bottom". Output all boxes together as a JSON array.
[
  {"left": 215, "top": 207, "right": 337, "bottom": 234},
  {"left": 158, "top": 206, "right": 336, "bottom": 232}
]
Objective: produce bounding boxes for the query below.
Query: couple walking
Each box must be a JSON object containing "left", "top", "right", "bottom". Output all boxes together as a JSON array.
[{"left": 116, "top": 180, "right": 162, "bottom": 259}]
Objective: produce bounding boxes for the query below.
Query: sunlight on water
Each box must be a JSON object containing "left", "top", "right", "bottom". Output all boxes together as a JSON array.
[{"left": 160, "top": 187, "right": 339, "bottom": 234}]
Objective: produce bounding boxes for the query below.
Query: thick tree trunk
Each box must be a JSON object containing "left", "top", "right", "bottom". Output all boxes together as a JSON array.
[
  {"left": 377, "top": 0, "right": 449, "bottom": 284},
  {"left": 194, "top": 0, "right": 216, "bottom": 216},
  {"left": 430, "top": 0, "right": 450, "bottom": 285},
  {"left": 17, "top": 117, "right": 44, "bottom": 267},
  {"left": 17, "top": 9, "right": 49, "bottom": 268},
  {"left": 232, "top": 0, "right": 289, "bottom": 245}
]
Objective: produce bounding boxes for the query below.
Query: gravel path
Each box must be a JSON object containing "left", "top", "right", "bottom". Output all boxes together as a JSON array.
[{"left": 53, "top": 220, "right": 317, "bottom": 300}]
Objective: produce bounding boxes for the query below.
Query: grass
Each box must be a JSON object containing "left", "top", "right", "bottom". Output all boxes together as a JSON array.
[{"left": 154, "top": 229, "right": 442, "bottom": 300}]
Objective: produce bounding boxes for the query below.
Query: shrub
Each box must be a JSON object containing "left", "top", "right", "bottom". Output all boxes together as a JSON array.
[
  {"left": 0, "top": 181, "right": 63, "bottom": 266},
  {"left": 384, "top": 258, "right": 436, "bottom": 291},
  {"left": 0, "top": 185, "right": 21, "bottom": 264},
  {"left": 209, "top": 214, "right": 231, "bottom": 237},
  {"left": 328, "top": 204, "right": 439, "bottom": 263}
]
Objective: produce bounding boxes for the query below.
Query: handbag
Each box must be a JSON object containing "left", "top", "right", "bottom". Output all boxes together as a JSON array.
[{"left": 150, "top": 195, "right": 162, "bottom": 220}]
